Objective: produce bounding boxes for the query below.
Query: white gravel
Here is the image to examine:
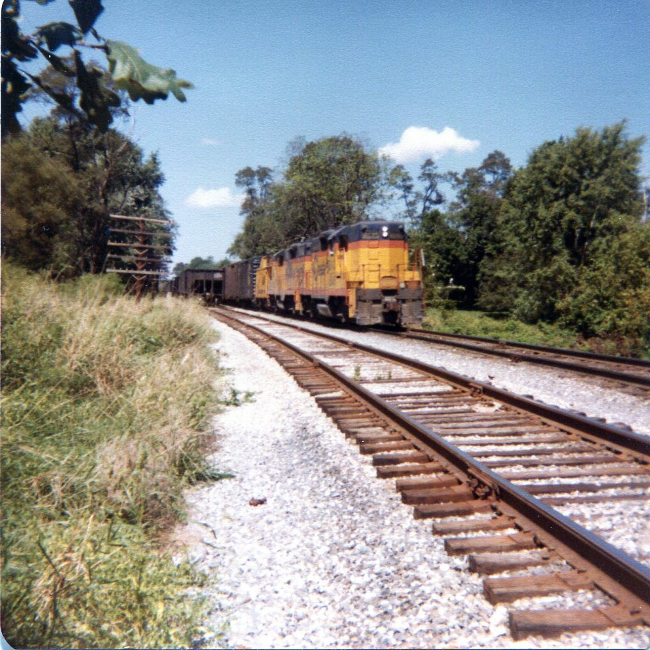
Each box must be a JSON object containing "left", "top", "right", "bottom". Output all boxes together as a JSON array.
[
  {"left": 175, "top": 319, "right": 650, "bottom": 649},
  {"left": 232, "top": 309, "right": 650, "bottom": 437}
]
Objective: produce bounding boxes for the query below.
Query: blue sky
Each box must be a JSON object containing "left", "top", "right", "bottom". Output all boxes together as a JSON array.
[{"left": 19, "top": 0, "right": 650, "bottom": 266}]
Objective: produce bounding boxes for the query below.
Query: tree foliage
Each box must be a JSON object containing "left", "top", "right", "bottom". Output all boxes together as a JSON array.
[
  {"left": 281, "top": 135, "right": 385, "bottom": 234},
  {"left": 228, "top": 135, "right": 388, "bottom": 258},
  {"left": 556, "top": 224, "right": 650, "bottom": 344},
  {"left": 228, "top": 166, "right": 279, "bottom": 258},
  {"left": 389, "top": 158, "right": 447, "bottom": 227},
  {"left": 478, "top": 123, "right": 647, "bottom": 346},
  {"left": 397, "top": 152, "right": 512, "bottom": 306},
  {"left": 172, "top": 256, "right": 231, "bottom": 277},
  {"left": 1, "top": 0, "right": 192, "bottom": 137},
  {"left": 106, "top": 40, "right": 192, "bottom": 104},
  {"left": 2, "top": 111, "right": 172, "bottom": 275},
  {"left": 449, "top": 151, "right": 513, "bottom": 305},
  {"left": 1, "top": 134, "right": 82, "bottom": 270},
  {"left": 393, "top": 126, "right": 648, "bottom": 350}
]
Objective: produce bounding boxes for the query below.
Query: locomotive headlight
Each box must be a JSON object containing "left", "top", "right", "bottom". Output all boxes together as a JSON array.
[{"left": 382, "top": 226, "right": 389, "bottom": 238}]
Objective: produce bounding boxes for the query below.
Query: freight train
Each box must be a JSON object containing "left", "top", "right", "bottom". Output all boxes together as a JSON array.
[{"left": 170, "top": 220, "right": 424, "bottom": 327}]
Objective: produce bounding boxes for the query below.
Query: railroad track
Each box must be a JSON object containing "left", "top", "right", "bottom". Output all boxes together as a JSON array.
[
  {"left": 209, "top": 306, "right": 650, "bottom": 641},
  {"left": 391, "top": 327, "right": 650, "bottom": 392}
]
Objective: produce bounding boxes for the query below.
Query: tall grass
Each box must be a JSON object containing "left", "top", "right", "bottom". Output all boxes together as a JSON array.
[{"left": 2, "top": 266, "right": 224, "bottom": 648}]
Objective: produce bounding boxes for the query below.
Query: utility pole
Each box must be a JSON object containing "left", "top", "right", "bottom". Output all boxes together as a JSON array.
[{"left": 105, "top": 214, "right": 175, "bottom": 301}]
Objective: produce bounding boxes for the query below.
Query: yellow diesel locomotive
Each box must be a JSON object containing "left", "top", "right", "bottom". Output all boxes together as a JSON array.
[{"left": 247, "top": 220, "right": 423, "bottom": 326}]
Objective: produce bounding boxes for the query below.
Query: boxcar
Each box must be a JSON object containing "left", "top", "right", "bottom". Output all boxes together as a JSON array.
[{"left": 223, "top": 256, "right": 262, "bottom": 304}]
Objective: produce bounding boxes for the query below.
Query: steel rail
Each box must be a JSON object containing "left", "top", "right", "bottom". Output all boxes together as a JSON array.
[
  {"left": 222, "top": 309, "right": 650, "bottom": 458},
  {"left": 349, "top": 339, "right": 650, "bottom": 458},
  {"left": 213, "top": 308, "right": 650, "bottom": 622},
  {"left": 408, "top": 327, "right": 650, "bottom": 367},
  {"left": 397, "top": 328, "right": 650, "bottom": 388}
]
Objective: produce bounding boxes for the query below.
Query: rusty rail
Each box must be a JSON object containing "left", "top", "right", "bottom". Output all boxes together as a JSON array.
[{"left": 398, "top": 328, "right": 650, "bottom": 388}]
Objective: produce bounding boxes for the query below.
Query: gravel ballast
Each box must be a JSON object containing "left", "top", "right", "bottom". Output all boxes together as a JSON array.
[
  {"left": 232, "top": 309, "right": 650, "bottom": 437},
  {"left": 177, "top": 319, "right": 650, "bottom": 649}
]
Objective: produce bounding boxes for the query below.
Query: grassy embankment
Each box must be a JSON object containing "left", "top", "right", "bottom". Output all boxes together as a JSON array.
[
  {"left": 2, "top": 266, "right": 225, "bottom": 648},
  {"left": 422, "top": 307, "right": 649, "bottom": 358}
]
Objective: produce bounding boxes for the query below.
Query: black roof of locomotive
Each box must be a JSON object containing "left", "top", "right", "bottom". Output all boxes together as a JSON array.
[
  {"left": 327, "top": 220, "right": 406, "bottom": 244},
  {"left": 269, "top": 221, "right": 407, "bottom": 261}
]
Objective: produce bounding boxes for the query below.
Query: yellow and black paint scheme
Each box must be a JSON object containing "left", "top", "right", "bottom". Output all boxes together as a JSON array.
[{"left": 246, "top": 220, "right": 423, "bottom": 326}]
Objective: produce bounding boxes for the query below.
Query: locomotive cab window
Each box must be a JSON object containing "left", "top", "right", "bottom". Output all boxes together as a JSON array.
[{"left": 361, "top": 226, "right": 379, "bottom": 240}]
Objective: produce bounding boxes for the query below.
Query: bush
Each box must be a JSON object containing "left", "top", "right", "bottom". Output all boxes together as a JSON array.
[
  {"left": 1, "top": 266, "right": 223, "bottom": 648},
  {"left": 557, "top": 226, "right": 650, "bottom": 356},
  {"left": 423, "top": 307, "right": 581, "bottom": 348}
]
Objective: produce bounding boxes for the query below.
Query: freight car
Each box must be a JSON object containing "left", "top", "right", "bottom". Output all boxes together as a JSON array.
[
  {"left": 169, "top": 268, "right": 223, "bottom": 305},
  {"left": 223, "top": 256, "right": 262, "bottom": 305},
  {"left": 225, "top": 220, "right": 423, "bottom": 326}
]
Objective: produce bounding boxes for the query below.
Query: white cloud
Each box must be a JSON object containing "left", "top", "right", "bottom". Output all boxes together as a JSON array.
[
  {"left": 201, "top": 138, "right": 222, "bottom": 146},
  {"left": 379, "top": 126, "right": 480, "bottom": 164},
  {"left": 185, "top": 187, "right": 244, "bottom": 208}
]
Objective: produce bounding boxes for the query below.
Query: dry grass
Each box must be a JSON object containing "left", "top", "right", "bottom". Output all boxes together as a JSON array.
[{"left": 1, "top": 266, "right": 225, "bottom": 648}]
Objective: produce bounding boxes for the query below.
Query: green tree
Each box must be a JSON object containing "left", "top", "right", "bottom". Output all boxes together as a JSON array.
[
  {"left": 281, "top": 134, "right": 386, "bottom": 237},
  {"left": 172, "top": 256, "right": 230, "bottom": 276},
  {"left": 390, "top": 159, "right": 456, "bottom": 303},
  {"left": 1, "top": 134, "right": 82, "bottom": 270},
  {"left": 410, "top": 209, "right": 466, "bottom": 304},
  {"left": 389, "top": 158, "right": 447, "bottom": 227},
  {"left": 2, "top": 0, "right": 192, "bottom": 138},
  {"left": 229, "top": 135, "right": 388, "bottom": 258},
  {"left": 227, "top": 166, "right": 281, "bottom": 258},
  {"left": 557, "top": 223, "right": 650, "bottom": 350},
  {"left": 448, "top": 151, "right": 512, "bottom": 306},
  {"left": 393, "top": 154, "right": 509, "bottom": 307},
  {"left": 2, "top": 112, "right": 172, "bottom": 275},
  {"left": 480, "top": 122, "right": 647, "bottom": 344}
]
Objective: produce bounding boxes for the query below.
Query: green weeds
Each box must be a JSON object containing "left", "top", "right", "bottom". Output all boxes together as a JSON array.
[
  {"left": 225, "top": 387, "right": 256, "bottom": 406},
  {"left": 423, "top": 307, "right": 648, "bottom": 357},
  {"left": 425, "top": 308, "right": 580, "bottom": 349}
]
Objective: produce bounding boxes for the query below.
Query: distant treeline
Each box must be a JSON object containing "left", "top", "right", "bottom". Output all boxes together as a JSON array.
[
  {"left": 228, "top": 124, "right": 649, "bottom": 350},
  {"left": 172, "top": 256, "right": 232, "bottom": 277}
]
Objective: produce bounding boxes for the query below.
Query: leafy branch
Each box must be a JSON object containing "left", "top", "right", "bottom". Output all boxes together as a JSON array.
[{"left": 1, "top": 0, "right": 193, "bottom": 137}]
